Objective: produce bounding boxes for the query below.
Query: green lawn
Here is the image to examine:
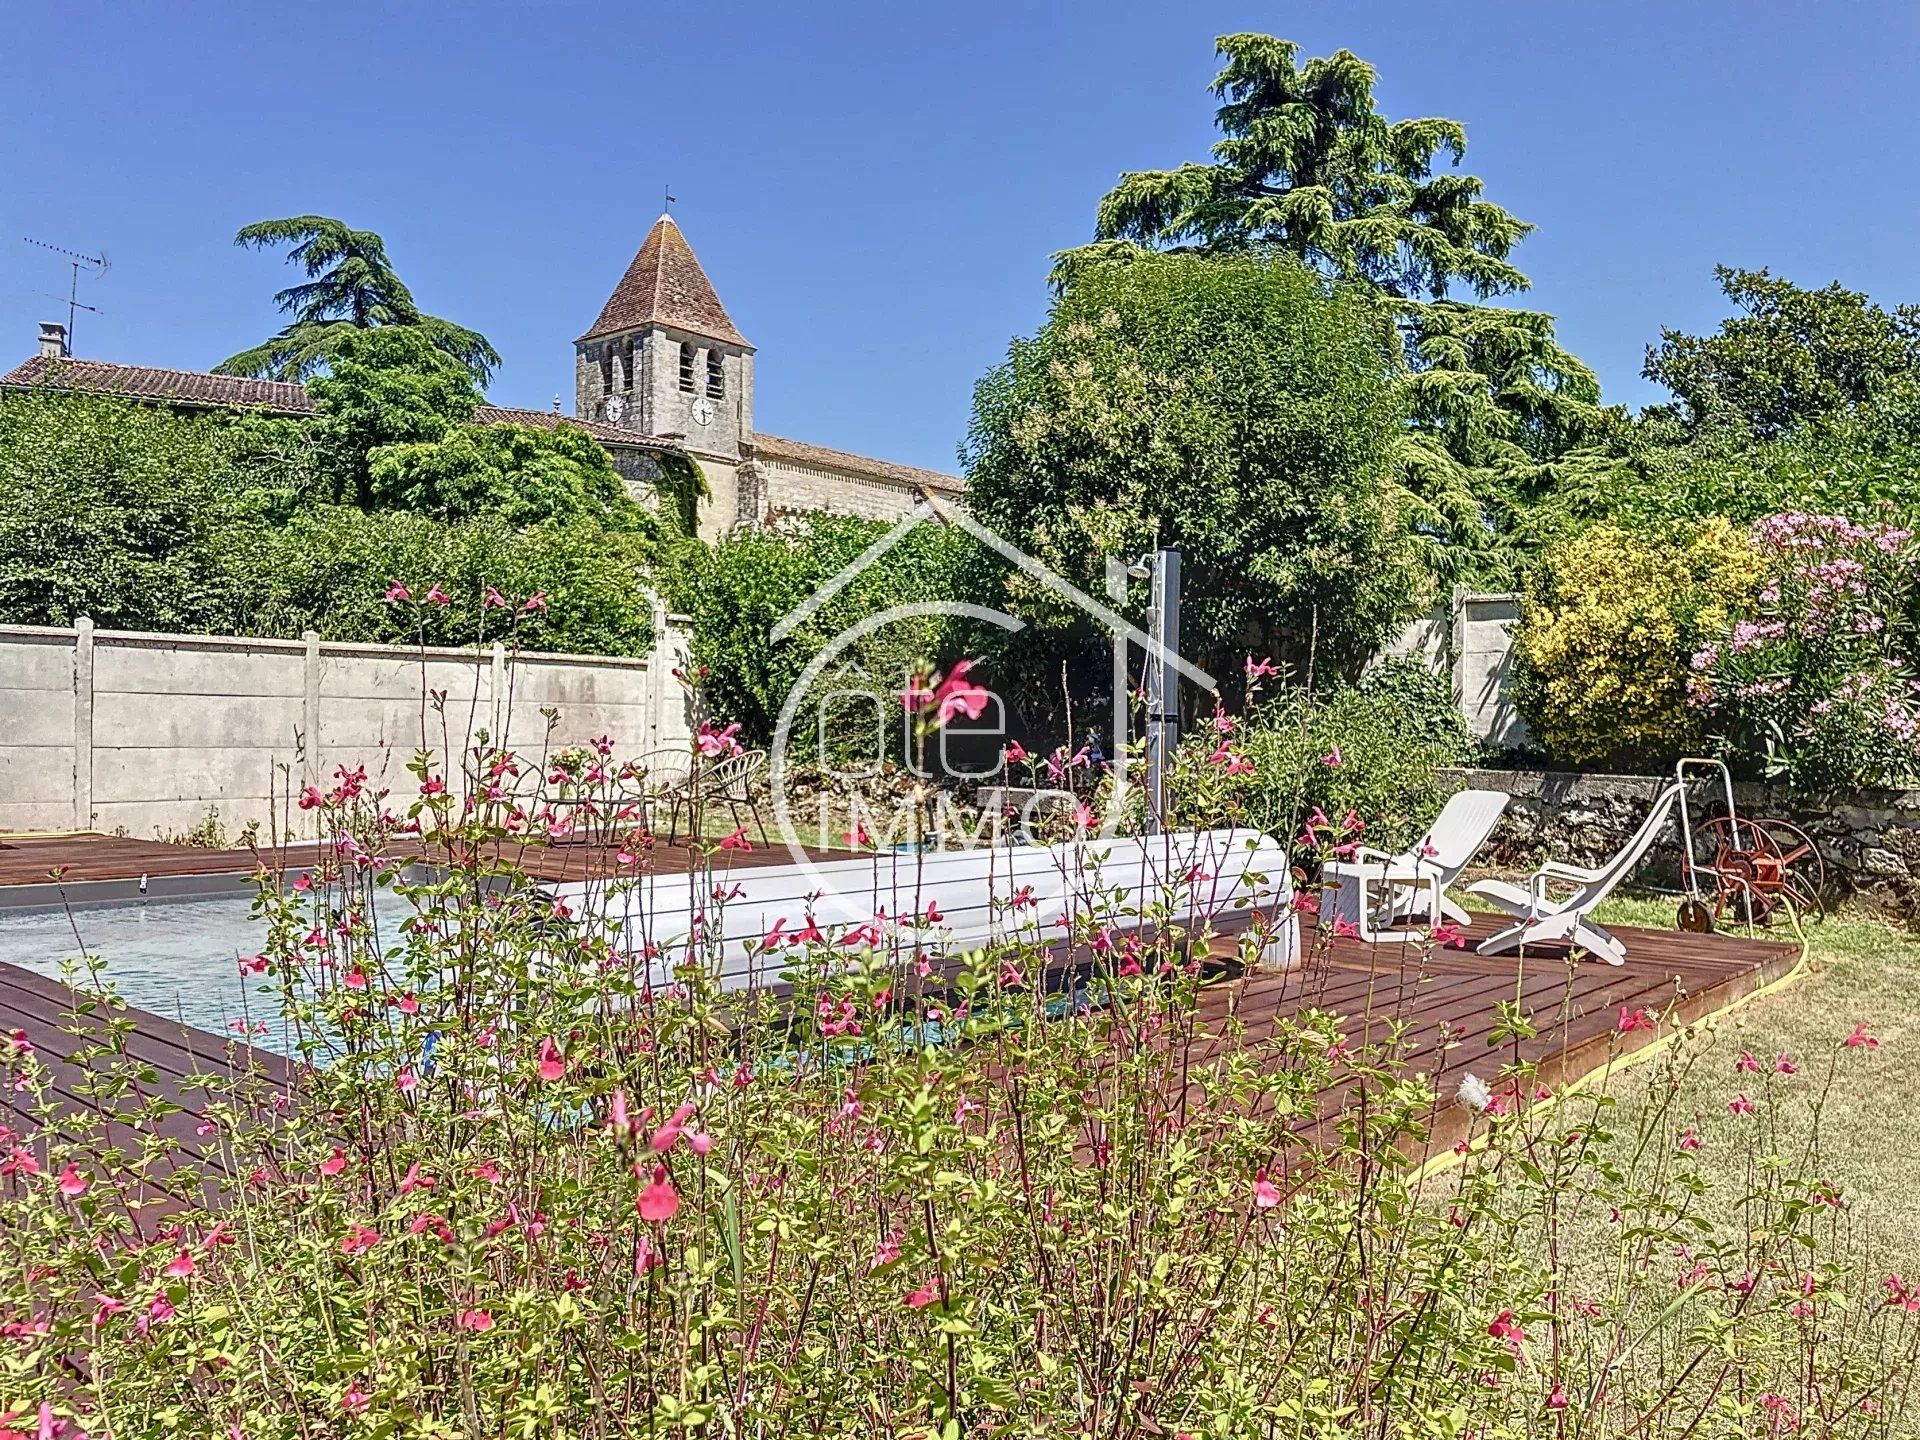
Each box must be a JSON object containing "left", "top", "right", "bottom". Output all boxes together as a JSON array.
[{"left": 1546, "top": 892, "right": 1920, "bottom": 1265}]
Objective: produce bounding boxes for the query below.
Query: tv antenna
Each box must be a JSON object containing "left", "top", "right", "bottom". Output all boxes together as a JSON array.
[{"left": 23, "top": 237, "right": 108, "bottom": 352}]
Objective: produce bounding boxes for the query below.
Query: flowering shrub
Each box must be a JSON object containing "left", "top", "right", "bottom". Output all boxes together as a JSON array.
[
  {"left": 1691, "top": 512, "right": 1920, "bottom": 789},
  {"left": 1, "top": 638, "right": 1915, "bottom": 1436},
  {"left": 1169, "top": 656, "right": 1471, "bottom": 853},
  {"left": 1512, "top": 519, "right": 1762, "bottom": 770}
]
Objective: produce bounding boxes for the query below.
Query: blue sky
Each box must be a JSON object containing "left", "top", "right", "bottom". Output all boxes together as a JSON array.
[{"left": 4, "top": 3, "right": 1916, "bottom": 474}]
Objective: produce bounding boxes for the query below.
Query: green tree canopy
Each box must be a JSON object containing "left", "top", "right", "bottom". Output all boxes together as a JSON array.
[
  {"left": 1644, "top": 265, "right": 1920, "bottom": 439},
  {"left": 1059, "top": 34, "right": 1528, "bottom": 301},
  {"left": 307, "top": 327, "right": 482, "bottom": 508},
  {"left": 964, "top": 251, "right": 1420, "bottom": 695},
  {"left": 0, "top": 389, "right": 285, "bottom": 629},
  {"left": 1051, "top": 35, "right": 1613, "bottom": 584},
  {"left": 660, "top": 515, "right": 971, "bottom": 745},
  {"left": 368, "top": 420, "right": 650, "bottom": 530},
  {"left": 215, "top": 215, "right": 501, "bottom": 385}
]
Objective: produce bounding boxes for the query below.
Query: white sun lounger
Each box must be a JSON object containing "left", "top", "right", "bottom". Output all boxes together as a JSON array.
[
  {"left": 1356, "top": 787, "right": 1510, "bottom": 928},
  {"left": 1465, "top": 783, "right": 1682, "bottom": 965}
]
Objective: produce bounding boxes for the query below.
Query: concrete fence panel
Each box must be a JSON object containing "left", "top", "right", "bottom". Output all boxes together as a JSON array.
[
  {"left": 0, "top": 615, "right": 692, "bottom": 840},
  {"left": 1381, "top": 590, "right": 1529, "bottom": 747}
]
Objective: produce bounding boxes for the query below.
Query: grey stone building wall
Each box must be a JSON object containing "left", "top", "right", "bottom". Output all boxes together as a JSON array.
[
  {"left": 576, "top": 325, "right": 753, "bottom": 457},
  {"left": 759, "top": 456, "right": 932, "bottom": 523}
]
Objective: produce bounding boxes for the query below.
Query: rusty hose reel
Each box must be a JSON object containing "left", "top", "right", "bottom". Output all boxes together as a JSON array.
[{"left": 1674, "top": 758, "right": 1828, "bottom": 931}]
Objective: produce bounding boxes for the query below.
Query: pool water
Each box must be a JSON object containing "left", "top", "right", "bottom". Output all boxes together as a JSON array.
[{"left": 0, "top": 892, "right": 403, "bottom": 1053}]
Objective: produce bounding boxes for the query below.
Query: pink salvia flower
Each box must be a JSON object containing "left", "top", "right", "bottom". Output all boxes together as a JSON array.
[
  {"left": 931, "top": 660, "right": 991, "bottom": 726},
  {"left": 537, "top": 1037, "right": 566, "bottom": 1082},
  {"left": 904, "top": 1278, "right": 940, "bottom": 1309},
  {"left": 637, "top": 1164, "right": 680, "bottom": 1223},
  {"left": 340, "top": 1225, "right": 379, "bottom": 1257},
  {"left": 695, "top": 721, "right": 743, "bottom": 759},
  {"left": 55, "top": 1165, "right": 88, "bottom": 1198},
  {"left": 651, "top": 1102, "right": 697, "bottom": 1153},
  {"left": 869, "top": 1230, "right": 903, "bottom": 1271},
  {"left": 1845, "top": 1023, "right": 1880, "bottom": 1050},
  {"left": 1253, "top": 1170, "right": 1282, "bottom": 1210}
]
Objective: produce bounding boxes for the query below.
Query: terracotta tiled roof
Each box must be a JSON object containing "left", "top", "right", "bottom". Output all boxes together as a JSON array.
[
  {"left": 3, "top": 355, "right": 683, "bottom": 455},
  {"left": 0, "top": 354, "right": 314, "bottom": 413},
  {"left": 578, "top": 215, "right": 750, "bottom": 349},
  {"left": 755, "top": 432, "right": 965, "bottom": 495}
]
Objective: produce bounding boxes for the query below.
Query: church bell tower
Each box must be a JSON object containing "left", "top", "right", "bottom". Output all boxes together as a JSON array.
[{"left": 574, "top": 214, "right": 754, "bottom": 457}]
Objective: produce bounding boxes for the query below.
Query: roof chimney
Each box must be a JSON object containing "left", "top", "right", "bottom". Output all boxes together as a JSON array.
[{"left": 38, "top": 322, "right": 68, "bottom": 360}]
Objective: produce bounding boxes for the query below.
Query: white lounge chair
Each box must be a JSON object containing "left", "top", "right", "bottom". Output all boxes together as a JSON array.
[
  {"left": 1466, "top": 783, "right": 1682, "bottom": 965},
  {"left": 1357, "top": 788, "right": 1511, "bottom": 928}
]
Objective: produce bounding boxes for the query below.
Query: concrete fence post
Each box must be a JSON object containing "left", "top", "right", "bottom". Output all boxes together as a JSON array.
[
  {"left": 650, "top": 610, "right": 694, "bottom": 755},
  {"left": 490, "top": 642, "right": 507, "bottom": 743},
  {"left": 72, "top": 616, "right": 94, "bottom": 830},
  {"left": 302, "top": 631, "right": 322, "bottom": 788},
  {"left": 647, "top": 599, "right": 668, "bottom": 754}
]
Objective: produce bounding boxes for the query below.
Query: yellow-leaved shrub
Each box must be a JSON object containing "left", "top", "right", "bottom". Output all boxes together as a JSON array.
[{"left": 1512, "top": 518, "right": 1761, "bottom": 770}]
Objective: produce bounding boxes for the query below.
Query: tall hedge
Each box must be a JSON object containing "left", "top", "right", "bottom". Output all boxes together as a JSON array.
[{"left": 0, "top": 387, "right": 657, "bottom": 655}]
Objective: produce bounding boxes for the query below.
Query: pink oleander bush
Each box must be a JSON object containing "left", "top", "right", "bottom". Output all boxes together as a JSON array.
[
  {"left": 1, "top": 630, "right": 1916, "bottom": 1437},
  {"left": 1691, "top": 512, "right": 1920, "bottom": 789}
]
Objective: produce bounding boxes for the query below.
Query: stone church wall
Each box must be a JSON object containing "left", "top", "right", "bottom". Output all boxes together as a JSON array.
[{"left": 759, "top": 456, "right": 928, "bottom": 523}]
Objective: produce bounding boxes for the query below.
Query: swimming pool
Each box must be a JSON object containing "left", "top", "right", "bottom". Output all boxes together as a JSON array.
[{"left": 0, "top": 892, "right": 402, "bottom": 1053}]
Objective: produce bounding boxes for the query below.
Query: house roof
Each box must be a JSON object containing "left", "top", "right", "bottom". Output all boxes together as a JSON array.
[
  {"left": 578, "top": 215, "right": 750, "bottom": 349},
  {"left": 0, "top": 354, "right": 315, "bottom": 413},
  {"left": 755, "top": 432, "right": 965, "bottom": 495},
  {"left": 2, "top": 354, "right": 683, "bottom": 453}
]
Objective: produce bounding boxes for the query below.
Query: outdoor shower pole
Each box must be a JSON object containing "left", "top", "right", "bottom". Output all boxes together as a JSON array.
[{"left": 1144, "top": 548, "right": 1180, "bottom": 834}]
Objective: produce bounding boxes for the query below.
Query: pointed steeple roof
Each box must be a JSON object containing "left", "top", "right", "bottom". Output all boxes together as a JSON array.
[{"left": 578, "top": 214, "right": 750, "bottom": 348}]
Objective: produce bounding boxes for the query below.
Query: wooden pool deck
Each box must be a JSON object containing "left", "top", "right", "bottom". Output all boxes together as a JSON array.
[
  {"left": 1198, "top": 913, "right": 1798, "bottom": 1159},
  {"left": 0, "top": 829, "right": 826, "bottom": 906},
  {"left": 0, "top": 833, "right": 1799, "bottom": 1195}
]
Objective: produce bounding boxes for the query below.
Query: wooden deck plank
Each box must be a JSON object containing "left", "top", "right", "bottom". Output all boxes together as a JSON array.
[{"left": 0, "top": 832, "right": 835, "bottom": 892}]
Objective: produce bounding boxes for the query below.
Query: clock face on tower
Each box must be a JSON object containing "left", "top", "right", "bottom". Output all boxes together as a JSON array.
[
  {"left": 603, "top": 393, "right": 627, "bottom": 424},
  {"left": 690, "top": 397, "right": 715, "bottom": 427}
]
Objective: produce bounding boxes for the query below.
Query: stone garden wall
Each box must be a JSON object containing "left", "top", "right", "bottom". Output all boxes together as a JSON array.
[{"left": 1443, "top": 766, "right": 1920, "bottom": 918}]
